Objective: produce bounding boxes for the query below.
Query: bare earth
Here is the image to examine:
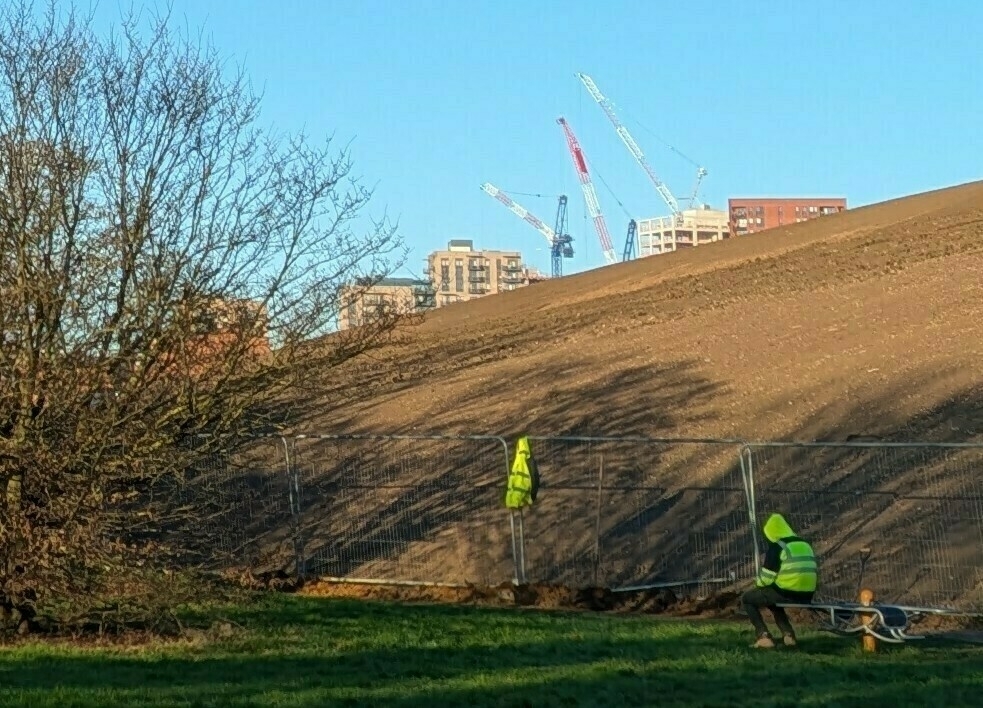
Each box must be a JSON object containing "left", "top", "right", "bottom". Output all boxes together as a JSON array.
[
  {"left": 312, "top": 180, "right": 983, "bottom": 441},
  {"left": 271, "top": 180, "right": 983, "bottom": 615}
]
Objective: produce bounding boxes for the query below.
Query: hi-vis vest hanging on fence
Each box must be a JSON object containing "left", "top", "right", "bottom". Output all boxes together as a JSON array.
[{"left": 505, "top": 436, "right": 540, "bottom": 509}]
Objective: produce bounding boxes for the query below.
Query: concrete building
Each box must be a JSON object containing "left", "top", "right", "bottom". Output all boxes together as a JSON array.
[
  {"left": 635, "top": 207, "right": 730, "bottom": 258},
  {"left": 338, "top": 277, "right": 436, "bottom": 330},
  {"left": 728, "top": 197, "right": 847, "bottom": 236},
  {"left": 426, "top": 239, "right": 533, "bottom": 307}
]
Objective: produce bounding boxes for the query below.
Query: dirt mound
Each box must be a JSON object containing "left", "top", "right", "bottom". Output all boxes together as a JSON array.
[
  {"left": 309, "top": 180, "right": 983, "bottom": 443},
  {"left": 297, "top": 579, "right": 744, "bottom": 619},
  {"left": 274, "top": 181, "right": 983, "bottom": 614}
]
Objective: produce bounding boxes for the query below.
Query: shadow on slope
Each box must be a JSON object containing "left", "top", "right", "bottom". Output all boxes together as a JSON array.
[
  {"left": 285, "top": 369, "right": 983, "bottom": 612},
  {"left": 161, "top": 356, "right": 983, "bottom": 616},
  {"left": 285, "top": 361, "right": 726, "bottom": 586},
  {"left": 744, "top": 378, "right": 983, "bottom": 610}
]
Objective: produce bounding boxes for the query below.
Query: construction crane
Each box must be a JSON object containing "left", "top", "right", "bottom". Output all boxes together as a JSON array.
[
  {"left": 622, "top": 219, "right": 637, "bottom": 261},
  {"left": 479, "top": 182, "right": 573, "bottom": 278},
  {"left": 556, "top": 117, "right": 617, "bottom": 266},
  {"left": 576, "top": 72, "right": 682, "bottom": 219},
  {"left": 688, "top": 166, "right": 709, "bottom": 209},
  {"left": 629, "top": 117, "right": 709, "bottom": 209},
  {"left": 552, "top": 194, "right": 570, "bottom": 275}
]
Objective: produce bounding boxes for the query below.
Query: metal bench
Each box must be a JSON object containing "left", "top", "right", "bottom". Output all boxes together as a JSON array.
[{"left": 776, "top": 601, "right": 923, "bottom": 644}]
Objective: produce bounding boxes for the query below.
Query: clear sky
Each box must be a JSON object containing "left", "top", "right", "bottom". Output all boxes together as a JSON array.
[{"left": 86, "top": 0, "right": 983, "bottom": 277}]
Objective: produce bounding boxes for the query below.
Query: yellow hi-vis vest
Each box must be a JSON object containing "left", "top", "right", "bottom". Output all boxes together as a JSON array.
[
  {"left": 505, "top": 436, "right": 537, "bottom": 509},
  {"left": 756, "top": 539, "right": 818, "bottom": 593}
]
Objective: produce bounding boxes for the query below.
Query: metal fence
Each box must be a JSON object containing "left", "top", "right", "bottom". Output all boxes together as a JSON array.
[
  {"left": 743, "top": 442, "right": 983, "bottom": 612},
  {"left": 286, "top": 435, "right": 513, "bottom": 587},
  {"left": 153, "top": 436, "right": 296, "bottom": 576},
  {"left": 519, "top": 437, "right": 755, "bottom": 598},
  {"left": 170, "top": 434, "right": 983, "bottom": 612}
]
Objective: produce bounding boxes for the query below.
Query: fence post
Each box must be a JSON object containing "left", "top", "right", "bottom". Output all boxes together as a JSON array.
[
  {"left": 739, "top": 444, "right": 762, "bottom": 574},
  {"left": 500, "top": 436, "right": 527, "bottom": 586},
  {"left": 593, "top": 453, "right": 605, "bottom": 588},
  {"left": 519, "top": 510, "right": 527, "bottom": 583},
  {"left": 280, "top": 435, "right": 305, "bottom": 583}
]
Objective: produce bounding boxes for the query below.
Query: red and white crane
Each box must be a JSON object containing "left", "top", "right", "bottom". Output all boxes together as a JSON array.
[
  {"left": 556, "top": 117, "right": 617, "bottom": 265},
  {"left": 576, "top": 72, "right": 682, "bottom": 218}
]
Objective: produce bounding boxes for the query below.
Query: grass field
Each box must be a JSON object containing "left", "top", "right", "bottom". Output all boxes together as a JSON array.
[{"left": 1, "top": 594, "right": 981, "bottom": 707}]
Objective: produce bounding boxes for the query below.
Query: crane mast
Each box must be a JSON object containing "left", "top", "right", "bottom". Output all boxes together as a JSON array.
[
  {"left": 576, "top": 73, "right": 681, "bottom": 218},
  {"left": 688, "top": 166, "right": 708, "bottom": 209},
  {"left": 622, "top": 219, "right": 637, "bottom": 261},
  {"left": 557, "top": 117, "right": 617, "bottom": 265},
  {"left": 551, "top": 195, "right": 571, "bottom": 278},
  {"left": 479, "top": 182, "right": 573, "bottom": 278}
]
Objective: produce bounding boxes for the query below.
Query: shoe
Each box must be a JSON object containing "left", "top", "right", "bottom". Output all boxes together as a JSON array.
[
  {"left": 783, "top": 635, "right": 797, "bottom": 647},
  {"left": 751, "top": 635, "right": 776, "bottom": 649}
]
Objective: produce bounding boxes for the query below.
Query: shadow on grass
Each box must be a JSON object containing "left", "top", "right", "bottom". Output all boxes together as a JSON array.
[{"left": 0, "top": 598, "right": 980, "bottom": 707}]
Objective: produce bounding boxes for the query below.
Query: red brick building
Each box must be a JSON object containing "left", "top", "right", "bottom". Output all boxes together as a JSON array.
[{"left": 728, "top": 197, "right": 847, "bottom": 236}]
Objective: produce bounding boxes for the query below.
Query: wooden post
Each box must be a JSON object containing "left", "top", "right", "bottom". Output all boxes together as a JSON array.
[{"left": 859, "top": 587, "right": 876, "bottom": 653}]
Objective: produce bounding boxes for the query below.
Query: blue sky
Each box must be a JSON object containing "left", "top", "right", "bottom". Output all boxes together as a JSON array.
[{"left": 87, "top": 0, "right": 982, "bottom": 277}]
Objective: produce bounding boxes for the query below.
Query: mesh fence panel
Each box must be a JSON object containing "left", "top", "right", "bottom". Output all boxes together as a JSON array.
[
  {"left": 523, "top": 437, "right": 754, "bottom": 595},
  {"left": 154, "top": 437, "right": 295, "bottom": 576},
  {"left": 145, "top": 434, "right": 983, "bottom": 612},
  {"left": 289, "top": 435, "right": 513, "bottom": 586},
  {"left": 745, "top": 443, "right": 983, "bottom": 612}
]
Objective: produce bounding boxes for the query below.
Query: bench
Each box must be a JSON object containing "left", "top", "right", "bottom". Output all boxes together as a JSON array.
[{"left": 776, "top": 602, "right": 923, "bottom": 644}]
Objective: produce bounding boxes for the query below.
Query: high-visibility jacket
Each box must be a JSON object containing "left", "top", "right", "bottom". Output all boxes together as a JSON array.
[
  {"left": 505, "top": 436, "right": 539, "bottom": 509},
  {"left": 755, "top": 513, "right": 818, "bottom": 593}
]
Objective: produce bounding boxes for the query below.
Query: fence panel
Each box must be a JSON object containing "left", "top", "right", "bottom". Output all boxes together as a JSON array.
[
  {"left": 152, "top": 436, "right": 295, "bottom": 577},
  {"left": 288, "top": 435, "right": 513, "bottom": 587},
  {"left": 745, "top": 442, "right": 983, "bottom": 612},
  {"left": 523, "top": 437, "right": 755, "bottom": 595}
]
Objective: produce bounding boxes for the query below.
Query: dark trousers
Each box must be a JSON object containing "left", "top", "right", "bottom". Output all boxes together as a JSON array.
[{"left": 742, "top": 586, "right": 814, "bottom": 637}]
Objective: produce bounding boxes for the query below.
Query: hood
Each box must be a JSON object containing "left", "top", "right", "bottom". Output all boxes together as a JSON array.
[
  {"left": 763, "top": 513, "right": 795, "bottom": 542},
  {"left": 515, "top": 436, "right": 531, "bottom": 458}
]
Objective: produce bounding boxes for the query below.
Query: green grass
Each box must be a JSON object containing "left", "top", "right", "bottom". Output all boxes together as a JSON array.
[{"left": 0, "top": 594, "right": 981, "bottom": 707}]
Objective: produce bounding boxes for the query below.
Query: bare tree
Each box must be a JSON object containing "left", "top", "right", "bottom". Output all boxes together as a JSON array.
[{"left": 0, "top": 0, "right": 409, "bottom": 631}]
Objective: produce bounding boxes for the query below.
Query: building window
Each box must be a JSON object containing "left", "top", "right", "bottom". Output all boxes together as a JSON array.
[
  {"left": 440, "top": 265, "right": 449, "bottom": 292},
  {"left": 455, "top": 264, "right": 464, "bottom": 292}
]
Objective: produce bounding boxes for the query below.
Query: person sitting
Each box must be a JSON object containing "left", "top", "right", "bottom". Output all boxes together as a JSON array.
[{"left": 742, "top": 513, "right": 818, "bottom": 648}]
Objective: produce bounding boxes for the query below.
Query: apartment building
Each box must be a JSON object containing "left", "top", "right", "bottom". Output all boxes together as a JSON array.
[
  {"left": 338, "top": 277, "right": 436, "bottom": 330},
  {"left": 635, "top": 207, "right": 730, "bottom": 258},
  {"left": 426, "top": 240, "right": 531, "bottom": 307},
  {"left": 729, "top": 197, "right": 847, "bottom": 236}
]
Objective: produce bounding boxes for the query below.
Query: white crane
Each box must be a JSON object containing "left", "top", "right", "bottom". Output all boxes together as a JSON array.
[
  {"left": 577, "top": 72, "right": 682, "bottom": 218},
  {"left": 479, "top": 183, "right": 573, "bottom": 277}
]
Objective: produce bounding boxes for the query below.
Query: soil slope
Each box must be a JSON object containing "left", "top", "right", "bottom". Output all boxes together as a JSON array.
[
  {"left": 315, "top": 180, "right": 983, "bottom": 442},
  {"left": 274, "top": 180, "right": 983, "bottom": 611}
]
